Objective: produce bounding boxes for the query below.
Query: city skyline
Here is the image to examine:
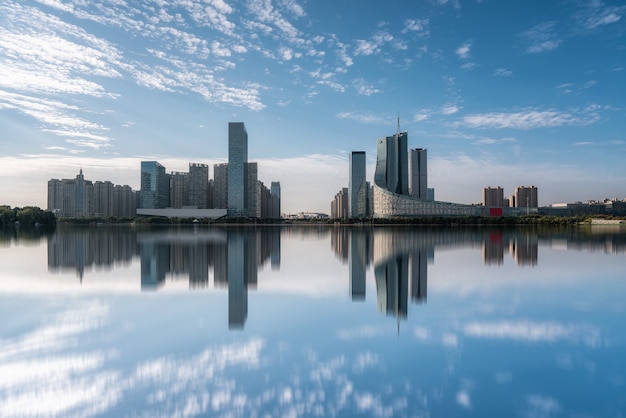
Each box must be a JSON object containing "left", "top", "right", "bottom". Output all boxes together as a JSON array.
[{"left": 1, "top": 1, "right": 625, "bottom": 213}]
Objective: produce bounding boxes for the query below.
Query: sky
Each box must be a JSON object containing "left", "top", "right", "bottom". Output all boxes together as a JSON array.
[{"left": 1, "top": 0, "right": 625, "bottom": 214}]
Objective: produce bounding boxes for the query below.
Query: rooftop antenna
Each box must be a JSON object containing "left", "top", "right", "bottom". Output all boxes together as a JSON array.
[{"left": 396, "top": 113, "right": 400, "bottom": 137}]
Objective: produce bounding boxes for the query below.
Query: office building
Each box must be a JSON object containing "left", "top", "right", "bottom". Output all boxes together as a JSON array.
[
  {"left": 270, "top": 182, "right": 281, "bottom": 219},
  {"left": 373, "top": 130, "right": 496, "bottom": 217},
  {"left": 375, "top": 131, "right": 409, "bottom": 195},
  {"left": 409, "top": 148, "right": 428, "bottom": 199},
  {"left": 349, "top": 151, "right": 367, "bottom": 218},
  {"left": 228, "top": 122, "right": 248, "bottom": 217},
  {"left": 140, "top": 161, "right": 169, "bottom": 209},
  {"left": 482, "top": 186, "right": 504, "bottom": 207}
]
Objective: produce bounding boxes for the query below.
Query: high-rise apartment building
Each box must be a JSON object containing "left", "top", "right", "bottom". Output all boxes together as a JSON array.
[
  {"left": 409, "top": 148, "right": 428, "bottom": 199},
  {"left": 228, "top": 122, "right": 248, "bottom": 217},
  {"left": 375, "top": 132, "right": 409, "bottom": 195},
  {"left": 188, "top": 163, "right": 209, "bottom": 209},
  {"left": 94, "top": 181, "right": 114, "bottom": 216},
  {"left": 213, "top": 163, "right": 228, "bottom": 209},
  {"left": 169, "top": 171, "right": 189, "bottom": 208},
  {"left": 331, "top": 187, "right": 349, "bottom": 219},
  {"left": 48, "top": 169, "right": 135, "bottom": 217},
  {"left": 349, "top": 151, "right": 367, "bottom": 218},
  {"left": 140, "top": 161, "right": 169, "bottom": 209},
  {"left": 482, "top": 186, "right": 504, "bottom": 207},
  {"left": 47, "top": 179, "right": 64, "bottom": 213},
  {"left": 515, "top": 185, "right": 538, "bottom": 208}
]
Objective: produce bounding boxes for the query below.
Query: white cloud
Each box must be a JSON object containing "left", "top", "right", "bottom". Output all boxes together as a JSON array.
[
  {"left": 441, "top": 104, "right": 461, "bottom": 115},
  {"left": 337, "top": 111, "right": 387, "bottom": 124},
  {"left": 353, "top": 79, "right": 381, "bottom": 96},
  {"left": 403, "top": 18, "right": 430, "bottom": 36},
  {"left": 456, "top": 390, "right": 471, "bottom": 409},
  {"left": 574, "top": 2, "right": 625, "bottom": 31},
  {"left": 519, "top": 22, "right": 561, "bottom": 53},
  {"left": 413, "top": 113, "right": 429, "bottom": 122},
  {"left": 460, "top": 108, "right": 600, "bottom": 129},
  {"left": 455, "top": 41, "right": 472, "bottom": 59},
  {"left": 493, "top": 68, "right": 512, "bottom": 77}
]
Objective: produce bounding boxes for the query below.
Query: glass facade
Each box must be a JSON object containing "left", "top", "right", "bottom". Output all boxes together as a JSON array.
[
  {"left": 228, "top": 122, "right": 248, "bottom": 217},
  {"left": 140, "top": 161, "right": 168, "bottom": 209},
  {"left": 349, "top": 151, "right": 367, "bottom": 218}
]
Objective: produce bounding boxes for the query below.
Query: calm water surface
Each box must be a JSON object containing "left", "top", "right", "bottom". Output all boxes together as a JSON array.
[{"left": 1, "top": 225, "right": 625, "bottom": 418}]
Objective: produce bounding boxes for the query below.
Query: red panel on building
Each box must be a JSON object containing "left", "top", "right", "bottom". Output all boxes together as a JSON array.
[{"left": 489, "top": 207, "right": 503, "bottom": 217}]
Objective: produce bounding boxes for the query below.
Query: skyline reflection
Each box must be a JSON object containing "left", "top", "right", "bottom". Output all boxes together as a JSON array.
[{"left": 28, "top": 225, "right": 626, "bottom": 329}]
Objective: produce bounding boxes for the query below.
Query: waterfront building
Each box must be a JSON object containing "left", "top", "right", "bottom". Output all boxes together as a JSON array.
[
  {"left": 246, "top": 162, "right": 258, "bottom": 217},
  {"left": 213, "top": 163, "right": 228, "bottom": 209},
  {"left": 331, "top": 188, "right": 349, "bottom": 219},
  {"left": 169, "top": 172, "right": 189, "bottom": 209},
  {"left": 409, "top": 148, "right": 428, "bottom": 199},
  {"left": 482, "top": 186, "right": 505, "bottom": 207},
  {"left": 270, "top": 182, "right": 281, "bottom": 219},
  {"left": 188, "top": 163, "right": 208, "bottom": 209},
  {"left": 228, "top": 122, "right": 248, "bottom": 217},
  {"left": 349, "top": 151, "right": 367, "bottom": 218},
  {"left": 373, "top": 131, "right": 504, "bottom": 217},
  {"left": 375, "top": 131, "right": 409, "bottom": 195},
  {"left": 140, "top": 161, "right": 169, "bottom": 209},
  {"left": 94, "top": 181, "right": 115, "bottom": 217},
  {"left": 514, "top": 185, "right": 538, "bottom": 209},
  {"left": 47, "top": 179, "right": 64, "bottom": 214},
  {"left": 48, "top": 169, "right": 135, "bottom": 217}
]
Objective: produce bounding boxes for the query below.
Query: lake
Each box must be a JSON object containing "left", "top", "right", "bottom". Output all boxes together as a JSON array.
[{"left": 1, "top": 224, "right": 625, "bottom": 417}]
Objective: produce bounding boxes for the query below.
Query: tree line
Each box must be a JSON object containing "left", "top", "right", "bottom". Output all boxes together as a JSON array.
[{"left": 0, "top": 206, "right": 57, "bottom": 227}]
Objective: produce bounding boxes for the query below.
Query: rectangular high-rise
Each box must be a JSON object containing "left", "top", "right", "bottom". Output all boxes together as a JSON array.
[
  {"left": 188, "top": 163, "right": 209, "bottom": 209},
  {"left": 482, "top": 186, "right": 504, "bottom": 207},
  {"left": 140, "top": 161, "right": 169, "bottom": 209},
  {"left": 228, "top": 122, "right": 248, "bottom": 217},
  {"left": 349, "top": 151, "right": 367, "bottom": 218},
  {"left": 270, "top": 181, "right": 281, "bottom": 219},
  {"left": 246, "top": 162, "right": 258, "bottom": 218},
  {"left": 213, "top": 163, "right": 228, "bottom": 209},
  {"left": 409, "top": 148, "right": 427, "bottom": 199},
  {"left": 515, "top": 185, "right": 538, "bottom": 208}
]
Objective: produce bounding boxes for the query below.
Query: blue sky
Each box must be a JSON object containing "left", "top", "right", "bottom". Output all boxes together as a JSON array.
[{"left": 1, "top": 0, "right": 625, "bottom": 213}]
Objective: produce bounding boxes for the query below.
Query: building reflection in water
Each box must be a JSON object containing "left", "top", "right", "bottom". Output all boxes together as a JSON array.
[
  {"left": 47, "top": 226, "right": 281, "bottom": 329},
  {"left": 47, "top": 225, "right": 626, "bottom": 329},
  {"left": 332, "top": 227, "right": 545, "bottom": 323}
]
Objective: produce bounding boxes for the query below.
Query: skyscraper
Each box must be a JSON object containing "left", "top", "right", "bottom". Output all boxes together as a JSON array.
[
  {"left": 409, "top": 148, "right": 428, "bottom": 199},
  {"left": 270, "top": 181, "right": 281, "bottom": 219},
  {"left": 349, "top": 151, "right": 367, "bottom": 218},
  {"left": 374, "top": 132, "right": 409, "bottom": 195},
  {"left": 140, "top": 161, "right": 169, "bottom": 209},
  {"left": 228, "top": 122, "right": 248, "bottom": 217}
]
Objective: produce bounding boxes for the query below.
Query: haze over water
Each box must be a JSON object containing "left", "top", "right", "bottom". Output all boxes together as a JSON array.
[{"left": 1, "top": 225, "right": 625, "bottom": 417}]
